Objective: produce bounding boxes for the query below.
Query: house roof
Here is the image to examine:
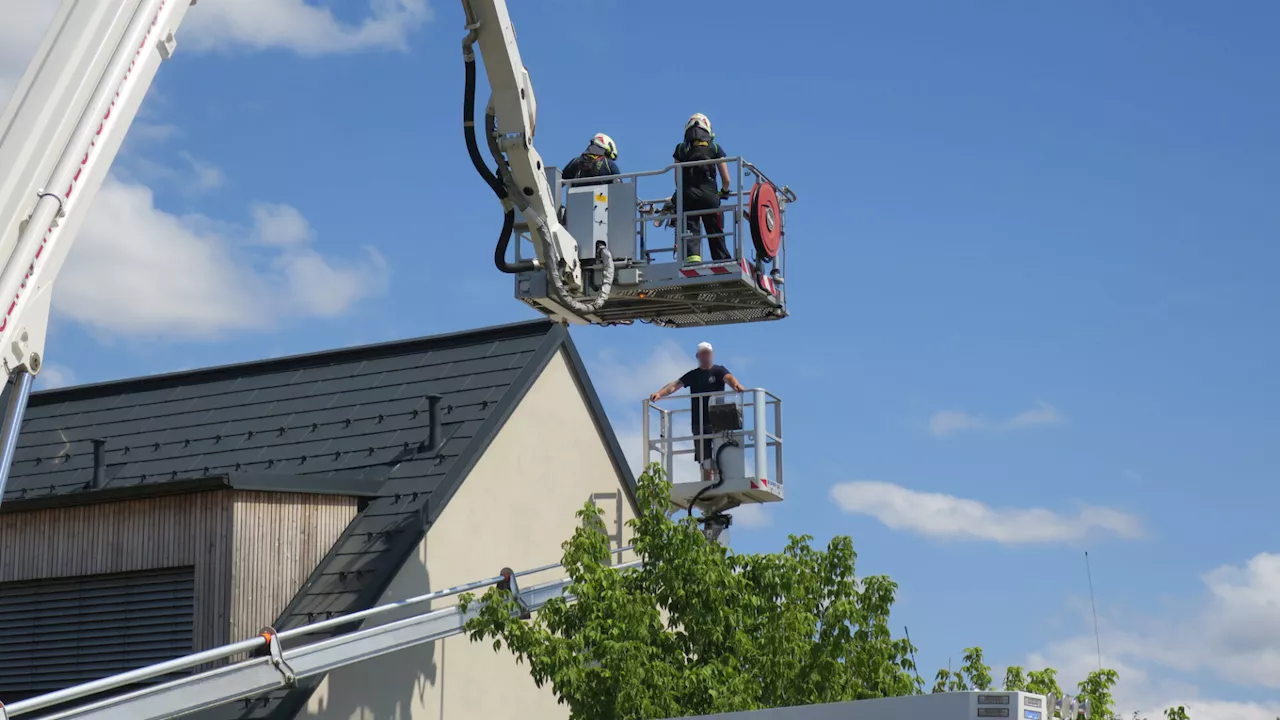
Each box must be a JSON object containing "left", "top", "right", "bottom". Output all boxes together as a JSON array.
[{"left": 1, "top": 319, "right": 634, "bottom": 719}]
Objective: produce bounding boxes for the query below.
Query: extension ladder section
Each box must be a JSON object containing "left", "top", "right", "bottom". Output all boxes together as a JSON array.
[
  {"left": 0, "top": 555, "right": 639, "bottom": 720},
  {"left": 511, "top": 158, "right": 796, "bottom": 328}
]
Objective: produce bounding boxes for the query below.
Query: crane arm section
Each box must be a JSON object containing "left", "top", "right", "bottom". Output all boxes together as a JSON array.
[
  {"left": 460, "top": 0, "right": 614, "bottom": 322},
  {"left": 0, "top": 0, "right": 192, "bottom": 502},
  {"left": 0, "top": 0, "right": 192, "bottom": 380}
]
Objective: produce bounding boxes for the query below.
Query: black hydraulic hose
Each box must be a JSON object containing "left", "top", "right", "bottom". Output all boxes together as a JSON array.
[
  {"left": 464, "top": 52, "right": 532, "bottom": 274},
  {"left": 688, "top": 437, "right": 738, "bottom": 518},
  {"left": 463, "top": 55, "right": 502, "bottom": 197},
  {"left": 483, "top": 109, "right": 534, "bottom": 274},
  {"left": 494, "top": 209, "right": 518, "bottom": 272}
]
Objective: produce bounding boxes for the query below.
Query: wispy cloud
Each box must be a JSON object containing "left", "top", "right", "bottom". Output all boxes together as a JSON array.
[
  {"left": 929, "top": 410, "right": 985, "bottom": 437},
  {"left": 731, "top": 504, "right": 772, "bottom": 530},
  {"left": 1007, "top": 400, "right": 1062, "bottom": 428},
  {"left": 178, "top": 152, "right": 226, "bottom": 192},
  {"left": 182, "top": 0, "right": 432, "bottom": 56},
  {"left": 829, "top": 480, "right": 1142, "bottom": 544},
  {"left": 1, "top": 1, "right": 433, "bottom": 107},
  {"left": 928, "top": 401, "right": 1064, "bottom": 437},
  {"left": 34, "top": 364, "right": 76, "bottom": 391},
  {"left": 1031, "top": 552, "right": 1280, "bottom": 719}
]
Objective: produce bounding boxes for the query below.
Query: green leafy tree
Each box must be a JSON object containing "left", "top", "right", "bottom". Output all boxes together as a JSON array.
[
  {"left": 459, "top": 465, "right": 920, "bottom": 719},
  {"left": 959, "top": 647, "right": 994, "bottom": 691},
  {"left": 931, "top": 648, "right": 993, "bottom": 693},
  {"left": 1004, "top": 665, "right": 1027, "bottom": 692},
  {"left": 1026, "top": 667, "right": 1064, "bottom": 699},
  {"left": 931, "top": 667, "right": 967, "bottom": 694},
  {"left": 1078, "top": 668, "right": 1120, "bottom": 720}
]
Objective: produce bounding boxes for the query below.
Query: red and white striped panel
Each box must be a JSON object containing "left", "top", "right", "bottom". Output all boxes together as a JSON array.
[
  {"left": 756, "top": 272, "right": 776, "bottom": 295},
  {"left": 678, "top": 259, "right": 743, "bottom": 278},
  {"left": 679, "top": 259, "right": 777, "bottom": 296}
]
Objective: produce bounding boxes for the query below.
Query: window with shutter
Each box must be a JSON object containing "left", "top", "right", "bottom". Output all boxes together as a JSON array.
[{"left": 0, "top": 566, "right": 195, "bottom": 704}]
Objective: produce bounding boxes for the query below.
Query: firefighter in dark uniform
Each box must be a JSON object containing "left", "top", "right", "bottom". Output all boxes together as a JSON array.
[
  {"left": 562, "top": 133, "right": 620, "bottom": 186},
  {"left": 673, "top": 113, "right": 733, "bottom": 263}
]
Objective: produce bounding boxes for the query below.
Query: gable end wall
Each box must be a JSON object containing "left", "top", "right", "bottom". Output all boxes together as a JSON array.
[{"left": 303, "top": 347, "right": 636, "bottom": 720}]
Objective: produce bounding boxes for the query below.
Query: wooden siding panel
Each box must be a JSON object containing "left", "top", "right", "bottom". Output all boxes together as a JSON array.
[
  {"left": 0, "top": 491, "right": 234, "bottom": 653},
  {"left": 0, "top": 490, "right": 356, "bottom": 665},
  {"left": 228, "top": 492, "right": 357, "bottom": 642}
]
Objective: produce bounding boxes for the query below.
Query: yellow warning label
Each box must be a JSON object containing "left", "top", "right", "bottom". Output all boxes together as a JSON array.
[{"left": 595, "top": 194, "right": 607, "bottom": 202}]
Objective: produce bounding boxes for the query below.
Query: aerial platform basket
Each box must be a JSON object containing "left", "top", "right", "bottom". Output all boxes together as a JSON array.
[
  {"left": 643, "top": 388, "right": 783, "bottom": 516},
  {"left": 511, "top": 157, "right": 796, "bottom": 328}
]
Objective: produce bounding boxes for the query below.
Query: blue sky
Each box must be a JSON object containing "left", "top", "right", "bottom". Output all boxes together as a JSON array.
[{"left": 5, "top": 1, "right": 1279, "bottom": 717}]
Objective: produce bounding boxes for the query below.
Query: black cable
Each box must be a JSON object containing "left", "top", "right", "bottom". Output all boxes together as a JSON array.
[
  {"left": 491, "top": 208, "right": 518, "bottom": 273},
  {"left": 464, "top": 53, "right": 533, "bottom": 274},
  {"left": 687, "top": 436, "right": 737, "bottom": 518},
  {"left": 463, "top": 56, "right": 501, "bottom": 196}
]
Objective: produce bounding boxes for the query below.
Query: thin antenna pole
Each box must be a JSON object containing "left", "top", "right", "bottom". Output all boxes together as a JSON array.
[
  {"left": 904, "top": 626, "right": 923, "bottom": 689},
  {"left": 1085, "top": 550, "right": 1102, "bottom": 671}
]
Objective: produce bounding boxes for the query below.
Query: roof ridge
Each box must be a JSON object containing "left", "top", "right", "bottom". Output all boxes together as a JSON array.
[{"left": 27, "top": 319, "right": 557, "bottom": 405}]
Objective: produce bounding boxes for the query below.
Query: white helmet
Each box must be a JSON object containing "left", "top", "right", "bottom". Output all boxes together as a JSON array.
[
  {"left": 589, "top": 132, "right": 618, "bottom": 160},
  {"left": 685, "top": 113, "right": 713, "bottom": 135}
]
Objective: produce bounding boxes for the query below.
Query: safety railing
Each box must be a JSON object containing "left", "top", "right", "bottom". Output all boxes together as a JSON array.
[
  {"left": 642, "top": 388, "right": 783, "bottom": 490},
  {"left": 516, "top": 157, "right": 794, "bottom": 274},
  {"left": 0, "top": 550, "right": 639, "bottom": 719}
]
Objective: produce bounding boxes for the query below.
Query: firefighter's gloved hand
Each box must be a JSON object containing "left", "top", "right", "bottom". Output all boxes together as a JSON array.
[{"left": 655, "top": 201, "right": 676, "bottom": 228}]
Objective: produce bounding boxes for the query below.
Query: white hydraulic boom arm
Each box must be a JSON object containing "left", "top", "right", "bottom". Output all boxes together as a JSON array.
[{"left": 0, "top": 0, "right": 607, "bottom": 506}]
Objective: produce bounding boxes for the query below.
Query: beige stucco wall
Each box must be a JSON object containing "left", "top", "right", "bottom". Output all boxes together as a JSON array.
[{"left": 304, "top": 348, "right": 635, "bottom": 720}]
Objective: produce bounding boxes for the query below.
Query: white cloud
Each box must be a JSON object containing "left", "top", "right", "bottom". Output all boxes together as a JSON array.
[
  {"left": 930, "top": 410, "right": 985, "bottom": 437},
  {"left": 1198, "top": 553, "right": 1280, "bottom": 687},
  {"left": 119, "top": 151, "right": 226, "bottom": 195},
  {"left": 54, "top": 176, "right": 388, "bottom": 338},
  {"left": 730, "top": 504, "right": 772, "bottom": 530},
  {"left": 131, "top": 123, "right": 182, "bottom": 144},
  {"left": 1, "top": 1, "right": 433, "bottom": 107},
  {"left": 1008, "top": 400, "right": 1063, "bottom": 428},
  {"left": 829, "top": 481, "right": 1143, "bottom": 544},
  {"left": 182, "top": 0, "right": 433, "bottom": 55},
  {"left": 928, "top": 402, "right": 1064, "bottom": 437},
  {"left": 34, "top": 364, "right": 76, "bottom": 391},
  {"left": 1030, "top": 553, "right": 1280, "bottom": 720},
  {"left": 252, "top": 202, "right": 311, "bottom": 247},
  {"left": 178, "top": 151, "right": 225, "bottom": 191}
]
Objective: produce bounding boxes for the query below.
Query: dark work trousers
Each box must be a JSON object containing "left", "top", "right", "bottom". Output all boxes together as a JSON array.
[
  {"left": 691, "top": 403, "right": 714, "bottom": 464},
  {"left": 683, "top": 188, "right": 730, "bottom": 261}
]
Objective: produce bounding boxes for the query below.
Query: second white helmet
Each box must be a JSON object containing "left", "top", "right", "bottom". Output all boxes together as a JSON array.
[
  {"left": 685, "top": 113, "right": 713, "bottom": 135},
  {"left": 589, "top": 133, "right": 618, "bottom": 160}
]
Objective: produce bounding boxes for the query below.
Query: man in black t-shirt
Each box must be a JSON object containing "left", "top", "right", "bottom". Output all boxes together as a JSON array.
[{"left": 649, "top": 341, "right": 746, "bottom": 465}]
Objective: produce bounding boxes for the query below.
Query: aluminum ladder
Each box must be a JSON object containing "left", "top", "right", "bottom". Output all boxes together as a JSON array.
[{"left": 0, "top": 554, "right": 639, "bottom": 719}]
